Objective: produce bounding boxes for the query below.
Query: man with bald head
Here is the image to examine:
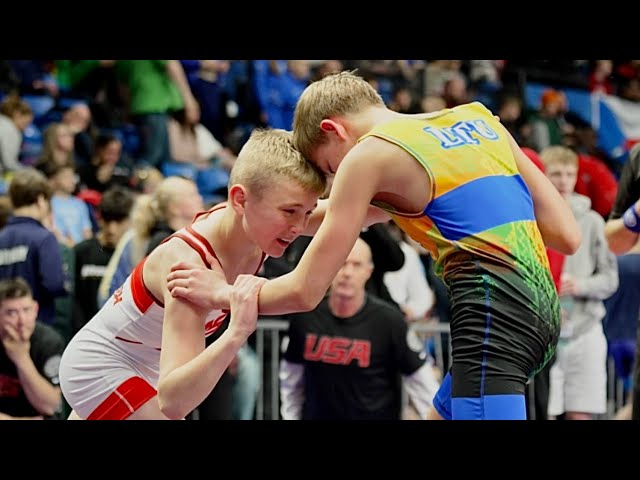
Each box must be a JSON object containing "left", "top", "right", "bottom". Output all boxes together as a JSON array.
[
  {"left": 280, "top": 237, "right": 439, "bottom": 420},
  {"left": 62, "top": 102, "right": 93, "bottom": 165}
]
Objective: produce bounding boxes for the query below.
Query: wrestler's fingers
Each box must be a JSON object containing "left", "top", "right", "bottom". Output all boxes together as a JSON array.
[
  {"left": 167, "top": 276, "right": 189, "bottom": 289},
  {"left": 169, "top": 286, "right": 187, "bottom": 298},
  {"left": 169, "top": 261, "right": 204, "bottom": 273}
]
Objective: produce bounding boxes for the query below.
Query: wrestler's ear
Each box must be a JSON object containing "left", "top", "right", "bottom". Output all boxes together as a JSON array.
[
  {"left": 228, "top": 184, "right": 248, "bottom": 214},
  {"left": 320, "top": 119, "right": 348, "bottom": 140}
]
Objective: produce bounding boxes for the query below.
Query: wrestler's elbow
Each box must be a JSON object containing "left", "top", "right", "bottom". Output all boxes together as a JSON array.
[
  {"left": 297, "top": 284, "right": 326, "bottom": 312},
  {"left": 560, "top": 227, "right": 582, "bottom": 255},
  {"left": 157, "top": 384, "right": 188, "bottom": 420},
  {"left": 546, "top": 223, "right": 581, "bottom": 255}
]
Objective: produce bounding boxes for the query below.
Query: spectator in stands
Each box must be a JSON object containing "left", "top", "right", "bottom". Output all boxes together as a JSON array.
[
  {"left": 167, "top": 108, "right": 236, "bottom": 173},
  {"left": 280, "top": 60, "right": 312, "bottom": 130},
  {"left": 40, "top": 159, "right": 92, "bottom": 247},
  {"left": 383, "top": 222, "right": 434, "bottom": 322},
  {"left": 588, "top": 60, "right": 615, "bottom": 95},
  {"left": 0, "top": 277, "right": 65, "bottom": 420},
  {"left": 72, "top": 186, "right": 134, "bottom": 334},
  {"left": 529, "top": 88, "right": 572, "bottom": 152},
  {"left": 76, "top": 133, "right": 133, "bottom": 193},
  {"left": 54, "top": 60, "right": 124, "bottom": 129},
  {"left": 37, "top": 122, "right": 76, "bottom": 169},
  {"left": 280, "top": 238, "right": 440, "bottom": 420},
  {"left": 61, "top": 102, "right": 95, "bottom": 166},
  {"left": 497, "top": 94, "right": 532, "bottom": 148},
  {"left": 180, "top": 60, "right": 230, "bottom": 145},
  {"left": 574, "top": 152, "right": 619, "bottom": 219},
  {"left": 251, "top": 60, "right": 288, "bottom": 129},
  {"left": 115, "top": 60, "right": 199, "bottom": 169},
  {"left": 0, "top": 168, "right": 67, "bottom": 326},
  {"left": 7, "top": 61, "right": 58, "bottom": 97},
  {"left": 0, "top": 195, "right": 12, "bottom": 229},
  {"left": 541, "top": 145, "right": 618, "bottom": 420},
  {"left": 0, "top": 94, "right": 33, "bottom": 177}
]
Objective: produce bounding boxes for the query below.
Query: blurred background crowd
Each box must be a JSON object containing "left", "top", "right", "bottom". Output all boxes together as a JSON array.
[{"left": 0, "top": 59, "right": 638, "bottom": 421}]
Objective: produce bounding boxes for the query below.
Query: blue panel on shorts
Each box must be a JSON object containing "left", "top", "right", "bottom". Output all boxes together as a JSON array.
[{"left": 451, "top": 394, "right": 526, "bottom": 420}]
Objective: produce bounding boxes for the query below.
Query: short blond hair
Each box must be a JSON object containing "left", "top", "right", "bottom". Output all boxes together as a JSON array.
[
  {"left": 292, "top": 70, "right": 385, "bottom": 160},
  {"left": 539, "top": 145, "right": 579, "bottom": 169},
  {"left": 229, "top": 128, "right": 326, "bottom": 198}
]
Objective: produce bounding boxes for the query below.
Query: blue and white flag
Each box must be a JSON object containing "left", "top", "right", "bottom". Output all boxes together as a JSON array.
[{"left": 525, "top": 82, "right": 640, "bottom": 164}]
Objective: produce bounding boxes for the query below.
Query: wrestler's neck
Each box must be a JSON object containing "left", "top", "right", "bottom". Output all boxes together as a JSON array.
[
  {"left": 347, "top": 106, "right": 412, "bottom": 136},
  {"left": 212, "top": 207, "right": 261, "bottom": 262},
  {"left": 328, "top": 291, "right": 366, "bottom": 319}
]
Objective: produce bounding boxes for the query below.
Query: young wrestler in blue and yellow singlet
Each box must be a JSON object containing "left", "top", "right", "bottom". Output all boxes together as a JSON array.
[{"left": 361, "top": 102, "right": 561, "bottom": 419}]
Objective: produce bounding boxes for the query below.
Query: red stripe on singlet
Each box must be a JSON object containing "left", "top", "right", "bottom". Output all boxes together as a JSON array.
[
  {"left": 87, "top": 376, "right": 157, "bottom": 420},
  {"left": 191, "top": 202, "right": 227, "bottom": 223},
  {"left": 170, "top": 232, "right": 213, "bottom": 269},
  {"left": 186, "top": 226, "right": 215, "bottom": 258},
  {"left": 158, "top": 204, "right": 224, "bottom": 269},
  {"left": 130, "top": 258, "right": 156, "bottom": 313}
]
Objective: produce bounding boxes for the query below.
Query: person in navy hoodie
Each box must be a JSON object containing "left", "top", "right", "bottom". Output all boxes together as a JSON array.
[{"left": 0, "top": 168, "right": 67, "bottom": 326}]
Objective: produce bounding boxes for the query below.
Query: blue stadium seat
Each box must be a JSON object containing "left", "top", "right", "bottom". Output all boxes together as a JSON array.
[
  {"left": 196, "top": 166, "right": 229, "bottom": 196},
  {"left": 20, "top": 123, "right": 43, "bottom": 166},
  {"left": 161, "top": 161, "right": 198, "bottom": 182},
  {"left": 22, "top": 94, "right": 55, "bottom": 120}
]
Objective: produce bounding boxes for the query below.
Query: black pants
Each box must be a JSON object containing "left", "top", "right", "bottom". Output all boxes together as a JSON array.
[{"left": 524, "top": 354, "right": 555, "bottom": 420}]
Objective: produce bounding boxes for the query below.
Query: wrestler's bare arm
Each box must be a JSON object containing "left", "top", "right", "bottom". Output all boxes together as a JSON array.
[
  {"left": 146, "top": 241, "right": 251, "bottom": 419},
  {"left": 605, "top": 157, "right": 640, "bottom": 255},
  {"left": 505, "top": 128, "right": 581, "bottom": 254},
  {"left": 303, "top": 199, "right": 390, "bottom": 236}
]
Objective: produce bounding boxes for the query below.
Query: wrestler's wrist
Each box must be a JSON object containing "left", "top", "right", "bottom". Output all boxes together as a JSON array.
[
  {"left": 623, "top": 205, "right": 640, "bottom": 233},
  {"left": 212, "top": 284, "right": 232, "bottom": 310}
]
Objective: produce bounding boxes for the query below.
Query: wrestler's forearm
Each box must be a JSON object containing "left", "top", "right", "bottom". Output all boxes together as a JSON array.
[
  {"left": 157, "top": 330, "right": 246, "bottom": 419},
  {"left": 303, "top": 201, "right": 388, "bottom": 237},
  {"left": 605, "top": 218, "right": 639, "bottom": 255},
  {"left": 257, "top": 271, "right": 322, "bottom": 316}
]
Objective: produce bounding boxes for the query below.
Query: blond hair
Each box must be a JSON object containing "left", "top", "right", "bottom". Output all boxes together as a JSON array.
[
  {"left": 539, "top": 145, "right": 578, "bottom": 169},
  {"left": 130, "top": 176, "right": 197, "bottom": 264},
  {"left": 292, "top": 70, "right": 385, "bottom": 160},
  {"left": 229, "top": 128, "right": 326, "bottom": 198}
]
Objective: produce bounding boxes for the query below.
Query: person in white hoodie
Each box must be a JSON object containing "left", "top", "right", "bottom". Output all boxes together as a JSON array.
[{"left": 540, "top": 145, "right": 619, "bottom": 420}]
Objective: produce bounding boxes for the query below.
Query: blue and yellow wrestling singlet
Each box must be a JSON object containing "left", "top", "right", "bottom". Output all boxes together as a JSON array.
[{"left": 361, "top": 102, "right": 561, "bottom": 419}]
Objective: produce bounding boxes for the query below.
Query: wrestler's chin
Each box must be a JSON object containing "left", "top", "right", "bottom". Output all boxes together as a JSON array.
[{"left": 265, "top": 238, "right": 292, "bottom": 258}]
